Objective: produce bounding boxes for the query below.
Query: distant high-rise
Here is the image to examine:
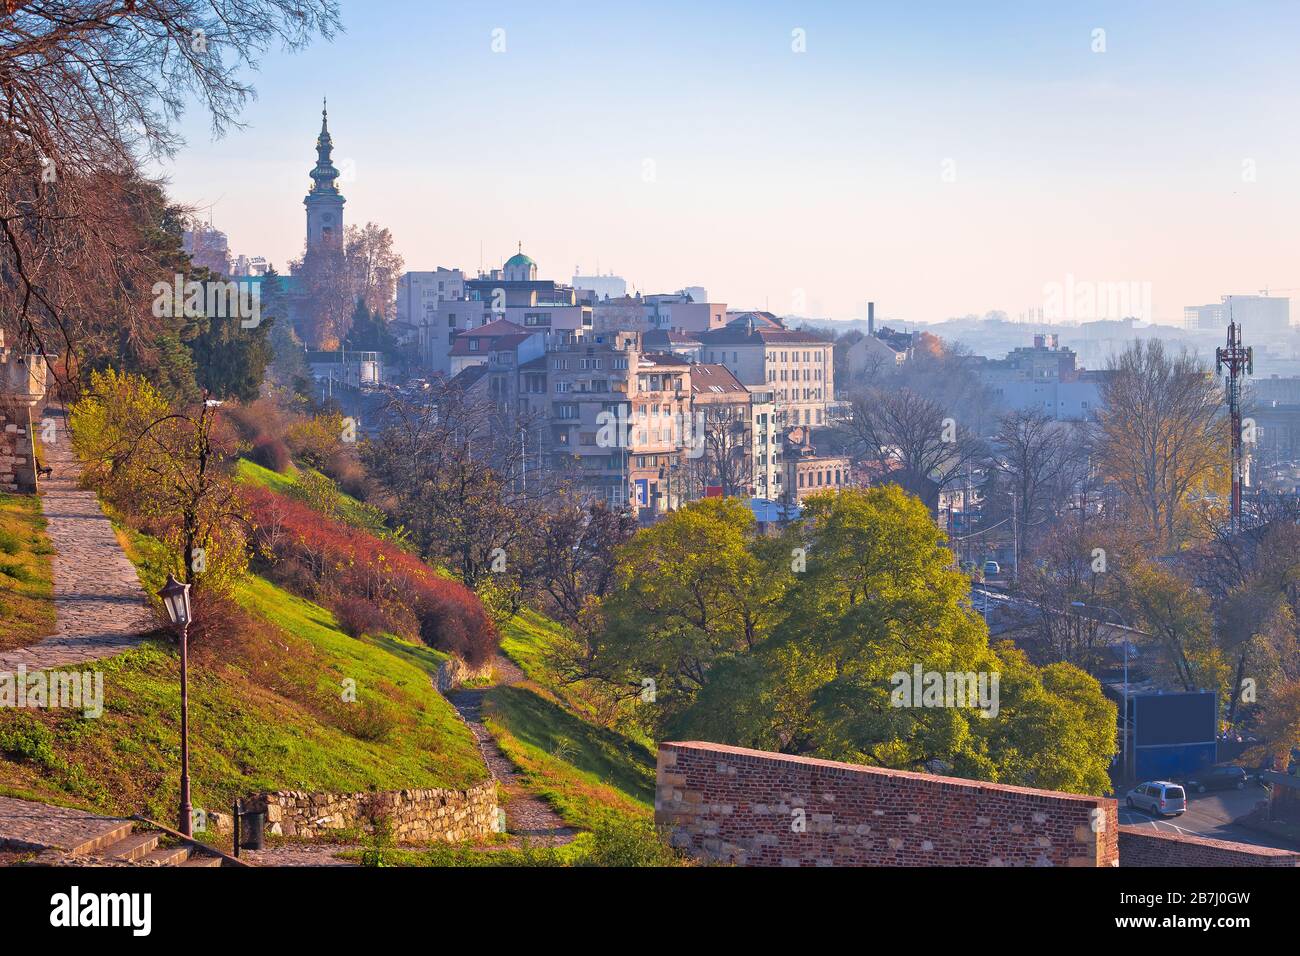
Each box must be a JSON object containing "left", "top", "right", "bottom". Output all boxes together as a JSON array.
[
  {"left": 1185, "top": 295, "right": 1289, "bottom": 333},
  {"left": 304, "top": 99, "right": 345, "bottom": 255},
  {"left": 572, "top": 271, "right": 627, "bottom": 301}
]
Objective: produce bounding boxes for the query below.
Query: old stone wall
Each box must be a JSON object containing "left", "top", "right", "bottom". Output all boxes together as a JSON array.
[
  {"left": 656, "top": 741, "right": 1118, "bottom": 867},
  {"left": 245, "top": 782, "right": 498, "bottom": 843},
  {"left": 0, "top": 403, "right": 34, "bottom": 493}
]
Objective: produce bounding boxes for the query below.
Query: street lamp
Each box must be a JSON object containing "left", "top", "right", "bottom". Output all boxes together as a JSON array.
[
  {"left": 158, "top": 574, "right": 194, "bottom": 836},
  {"left": 1072, "top": 600, "right": 1131, "bottom": 780}
]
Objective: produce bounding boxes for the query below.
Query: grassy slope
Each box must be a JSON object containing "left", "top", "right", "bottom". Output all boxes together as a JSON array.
[
  {"left": 490, "top": 611, "right": 655, "bottom": 826},
  {"left": 233, "top": 458, "right": 655, "bottom": 829},
  {"left": 0, "top": 491, "right": 55, "bottom": 651},
  {"left": 235, "top": 458, "right": 380, "bottom": 531},
  {"left": 0, "top": 528, "right": 484, "bottom": 818}
]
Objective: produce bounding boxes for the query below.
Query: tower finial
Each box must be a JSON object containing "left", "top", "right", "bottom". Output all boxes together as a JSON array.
[{"left": 517, "top": 240, "right": 522, "bottom": 253}]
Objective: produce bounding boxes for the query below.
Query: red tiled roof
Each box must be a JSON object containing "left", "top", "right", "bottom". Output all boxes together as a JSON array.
[
  {"left": 689, "top": 363, "right": 747, "bottom": 394},
  {"left": 699, "top": 326, "right": 829, "bottom": 345}
]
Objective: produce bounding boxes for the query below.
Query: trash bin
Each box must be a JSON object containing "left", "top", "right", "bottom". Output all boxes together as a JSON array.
[{"left": 238, "top": 809, "right": 266, "bottom": 851}]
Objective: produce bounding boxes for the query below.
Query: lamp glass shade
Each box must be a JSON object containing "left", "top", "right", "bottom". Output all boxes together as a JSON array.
[{"left": 158, "top": 574, "right": 192, "bottom": 626}]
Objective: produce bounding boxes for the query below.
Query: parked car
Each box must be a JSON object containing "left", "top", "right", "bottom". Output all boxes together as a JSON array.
[
  {"left": 1125, "top": 781, "right": 1187, "bottom": 817},
  {"left": 983, "top": 560, "right": 1001, "bottom": 577},
  {"left": 1183, "top": 765, "right": 1247, "bottom": 793},
  {"left": 960, "top": 560, "right": 983, "bottom": 582}
]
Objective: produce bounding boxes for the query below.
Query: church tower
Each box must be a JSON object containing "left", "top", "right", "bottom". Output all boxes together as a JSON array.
[{"left": 304, "top": 98, "right": 345, "bottom": 254}]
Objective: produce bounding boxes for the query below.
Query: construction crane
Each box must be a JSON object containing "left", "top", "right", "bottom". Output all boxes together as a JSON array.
[{"left": 1216, "top": 317, "right": 1253, "bottom": 534}]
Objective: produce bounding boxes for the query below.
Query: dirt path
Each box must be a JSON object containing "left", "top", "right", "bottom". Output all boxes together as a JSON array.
[
  {"left": 0, "top": 407, "right": 152, "bottom": 673},
  {"left": 447, "top": 655, "right": 577, "bottom": 847}
]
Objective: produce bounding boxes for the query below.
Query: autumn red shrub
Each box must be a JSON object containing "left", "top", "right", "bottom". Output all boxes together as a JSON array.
[
  {"left": 250, "top": 435, "right": 292, "bottom": 472},
  {"left": 244, "top": 485, "right": 499, "bottom": 663},
  {"left": 334, "top": 595, "right": 387, "bottom": 638},
  {"left": 416, "top": 588, "right": 497, "bottom": 668}
]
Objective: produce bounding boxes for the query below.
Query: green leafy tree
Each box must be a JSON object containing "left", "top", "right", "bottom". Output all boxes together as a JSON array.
[
  {"left": 595, "top": 498, "right": 794, "bottom": 726},
  {"left": 607, "top": 486, "right": 1118, "bottom": 795}
]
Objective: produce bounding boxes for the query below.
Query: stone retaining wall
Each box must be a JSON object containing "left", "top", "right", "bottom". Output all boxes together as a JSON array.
[
  {"left": 245, "top": 782, "right": 498, "bottom": 843},
  {"left": 0, "top": 404, "right": 34, "bottom": 493}
]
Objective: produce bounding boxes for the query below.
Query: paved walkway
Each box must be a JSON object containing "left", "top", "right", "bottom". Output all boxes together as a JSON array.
[
  {"left": 448, "top": 655, "right": 578, "bottom": 847},
  {"left": 0, "top": 795, "right": 130, "bottom": 854},
  {"left": 0, "top": 407, "right": 153, "bottom": 672}
]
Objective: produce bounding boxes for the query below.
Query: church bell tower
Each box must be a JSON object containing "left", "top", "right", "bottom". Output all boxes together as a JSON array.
[{"left": 304, "top": 98, "right": 345, "bottom": 254}]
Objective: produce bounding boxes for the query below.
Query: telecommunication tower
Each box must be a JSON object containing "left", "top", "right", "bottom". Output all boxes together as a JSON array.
[{"left": 1215, "top": 319, "right": 1253, "bottom": 533}]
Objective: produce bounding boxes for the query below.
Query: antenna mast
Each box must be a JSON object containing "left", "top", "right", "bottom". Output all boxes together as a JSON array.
[{"left": 1216, "top": 311, "right": 1253, "bottom": 533}]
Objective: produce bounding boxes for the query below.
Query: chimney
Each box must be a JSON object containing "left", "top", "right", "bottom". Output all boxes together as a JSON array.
[{"left": 868, "top": 301, "right": 875, "bottom": 336}]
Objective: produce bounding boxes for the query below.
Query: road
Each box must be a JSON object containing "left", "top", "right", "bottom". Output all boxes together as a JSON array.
[{"left": 1117, "top": 784, "right": 1297, "bottom": 851}]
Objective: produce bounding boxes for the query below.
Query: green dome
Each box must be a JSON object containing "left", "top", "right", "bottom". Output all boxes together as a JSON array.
[{"left": 505, "top": 252, "right": 535, "bottom": 267}]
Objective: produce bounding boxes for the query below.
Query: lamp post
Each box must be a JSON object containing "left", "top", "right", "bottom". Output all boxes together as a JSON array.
[
  {"left": 158, "top": 574, "right": 194, "bottom": 836},
  {"left": 1072, "top": 600, "right": 1131, "bottom": 780}
]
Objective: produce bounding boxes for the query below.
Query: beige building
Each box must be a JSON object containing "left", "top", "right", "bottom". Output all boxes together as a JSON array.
[
  {"left": 698, "top": 313, "right": 835, "bottom": 429},
  {"left": 544, "top": 331, "right": 694, "bottom": 516}
]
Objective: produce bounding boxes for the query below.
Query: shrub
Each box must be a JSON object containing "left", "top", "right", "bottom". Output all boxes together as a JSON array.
[
  {"left": 417, "top": 590, "right": 497, "bottom": 669},
  {"left": 286, "top": 413, "right": 347, "bottom": 469},
  {"left": 577, "top": 816, "right": 686, "bottom": 868},
  {"left": 249, "top": 435, "right": 292, "bottom": 472},
  {"left": 244, "top": 485, "right": 499, "bottom": 664},
  {"left": 0, "top": 528, "right": 22, "bottom": 555},
  {"left": 334, "top": 596, "right": 386, "bottom": 638},
  {"left": 0, "top": 713, "right": 60, "bottom": 770}
]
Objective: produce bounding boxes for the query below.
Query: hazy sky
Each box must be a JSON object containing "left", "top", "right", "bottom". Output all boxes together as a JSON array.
[{"left": 161, "top": 1, "right": 1300, "bottom": 326}]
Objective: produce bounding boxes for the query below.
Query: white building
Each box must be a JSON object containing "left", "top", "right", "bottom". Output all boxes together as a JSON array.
[
  {"left": 396, "top": 268, "right": 467, "bottom": 325},
  {"left": 1186, "top": 295, "right": 1290, "bottom": 333},
  {"left": 573, "top": 271, "right": 627, "bottom": 301}
]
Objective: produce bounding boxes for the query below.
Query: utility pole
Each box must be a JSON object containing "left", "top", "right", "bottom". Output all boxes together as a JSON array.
[
  {"left": 1010, "top": 489, "right": 1018, "bottom": 583},
  {"left": 1216, "top": 317, "right": 1252, "bottom": 534}
]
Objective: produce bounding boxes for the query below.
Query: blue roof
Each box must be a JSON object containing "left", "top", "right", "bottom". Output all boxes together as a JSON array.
[{"left": 746, "top": 497, "right": 802, "bottom": 523}]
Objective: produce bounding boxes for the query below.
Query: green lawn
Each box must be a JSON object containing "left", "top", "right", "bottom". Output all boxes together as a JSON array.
[
  {"left": 0, "top": 491, "right": 55, "bottom": 651},
  {"left": 484, "top": 685, "right": 654, "bottom": 828},
  {"left": 0, "top": 565, "right": 486, "bottom": 819}
]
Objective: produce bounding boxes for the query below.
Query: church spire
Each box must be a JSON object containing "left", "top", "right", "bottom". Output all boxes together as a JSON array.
[{"left": 309, "top": 95, "right": 339, "bottom": 196}]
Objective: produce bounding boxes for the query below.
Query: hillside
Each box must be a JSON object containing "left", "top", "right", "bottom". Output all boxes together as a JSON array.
[
  {"left": 0, "top": 526, "right": 485, "bottom": 819},
  {"left": 488, "top": 612, "right": 656, "bottom": 827}
]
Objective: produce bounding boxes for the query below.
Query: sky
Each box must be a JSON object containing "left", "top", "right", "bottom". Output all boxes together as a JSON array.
[{"left": 161, "top": 0, "right": 1300, "bottom": 326}]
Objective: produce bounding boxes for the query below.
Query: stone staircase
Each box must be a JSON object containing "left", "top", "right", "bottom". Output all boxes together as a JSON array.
[
  {"left": 0, "top": 795, "right": 226, "bottom": 867},
  {"left": 68, "top": 821, "right": 224, "bottom": 867}
]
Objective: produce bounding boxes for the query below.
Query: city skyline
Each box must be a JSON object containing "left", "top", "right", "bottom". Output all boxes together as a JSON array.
[{"left": 159, "top": 1, "right": 1300, "bottom": 324}]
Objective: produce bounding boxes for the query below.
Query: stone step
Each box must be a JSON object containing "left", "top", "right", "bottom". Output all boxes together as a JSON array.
[
  {"left": 101, "top": 831, "right": 161, "bottom": 861},
  {"left": 66, "top": 821, "right": 135, "bottom": 857},
  {"left": 139, "top": 844, "right": 192, "bottom": 866},
  {"left": 179, "top": 853, "right": 224, "bottom": 867}
]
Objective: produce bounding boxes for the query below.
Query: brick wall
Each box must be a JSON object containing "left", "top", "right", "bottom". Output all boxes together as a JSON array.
[
  {"left": 656, "top": 741, "right": 1118, "bottom": 867},
  {"left": 245, "top": 782, "right": 498, "bottom": 843},
  {"left": 1118, "top": 826, "right": 1299, "bottom": 867}
]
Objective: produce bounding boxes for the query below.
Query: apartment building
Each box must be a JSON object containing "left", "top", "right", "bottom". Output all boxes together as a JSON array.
[
  {"left": 397, "top": 268, "right": 466, "bottom": 326},
  {"left": 592, "top": 293, "right": 727, "bottom": 335},
  {"left": 781, "top": 426, "right": 851, "bottom": 503},
  {"left": 541, "top": 331, "right": 694, "bottom": 515},
  {"left": 419, "top": 248, "right": 593, "bottom": 376},
  {"left": 687, "top": 364, "right": 753, "bottom": 498},
  {"left": 697, "top": 313, "right": 835, "bottom": 428}
]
